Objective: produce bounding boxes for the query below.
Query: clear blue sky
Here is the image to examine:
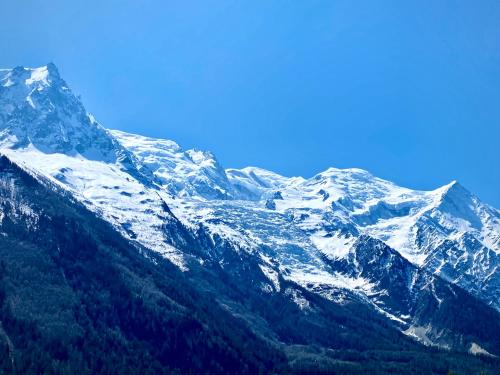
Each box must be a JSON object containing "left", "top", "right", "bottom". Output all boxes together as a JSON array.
[{"left": 1, "top": 1, "right": 499, "bottom": 207}]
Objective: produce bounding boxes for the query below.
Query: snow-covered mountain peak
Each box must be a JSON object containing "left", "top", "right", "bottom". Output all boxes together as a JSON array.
[
  {"left": 427, "top": 179, "right": 500, "bottom": 233},
  {"left": 110, "top": 129, "right": 234, "bottom": 199},
  {"left": 24, "top": 63, "right": 61, "bottom": 86},
  {"left": 1, "top": 63, "right": 60, "bottom": 89},
  {"left": 0, "top": 63, "right": 126, "bottom": 162},
  {"left": 435, "top": 179, "right": 467, "bottom": 200},
  {"left": 436, "top": 180, "right": 479, "bottom": 210}
]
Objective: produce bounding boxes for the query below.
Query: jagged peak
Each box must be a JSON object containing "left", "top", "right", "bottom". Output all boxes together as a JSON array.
[
  {"left": 441, "top": 179, "right": 460, "bottom": 190},
  {"left": 185, "top": 148, "right": 218, "bottom": 165},
  {"left": 1, "top": 63, "right": 61, "bottom": 88},
  {"left": 0, "top": 63, "right": 127, "bottom": 164},
  {"left": 435, "top": 179, "right": 472, "bottom": 203}
]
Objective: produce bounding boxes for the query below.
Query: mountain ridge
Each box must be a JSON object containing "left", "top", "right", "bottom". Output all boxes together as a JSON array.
[{"left": 1, "top": 64, "right": 499, "bottom": 372}]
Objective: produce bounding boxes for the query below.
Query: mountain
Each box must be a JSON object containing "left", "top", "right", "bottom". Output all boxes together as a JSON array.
[
  {"left": 0, "top": 155, "right": 289, "bottom": 374},
  {"left": 0, "top": 64, "right": 499, "bottom": 374}
]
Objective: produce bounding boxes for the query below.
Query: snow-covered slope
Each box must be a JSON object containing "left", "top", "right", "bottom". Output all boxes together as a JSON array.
[
  {"left": 1, "top": 64, "right": 499, "bottom": 352},
  {"left": 0, "top": 65, "right": 186, "bottom": 268},
  {"left": 109, "top": 129, "right": 236, "bottom": 200},
  {"left": 174, "top": 168, "right": 498, "bottom": 307},
  {"left": 121, "top": 135, "right": 498, "bottom": 311}
]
